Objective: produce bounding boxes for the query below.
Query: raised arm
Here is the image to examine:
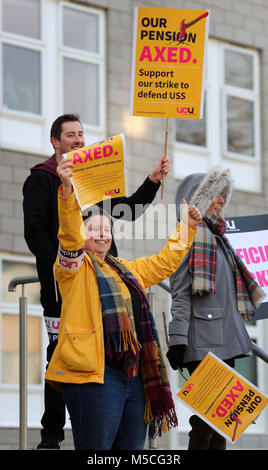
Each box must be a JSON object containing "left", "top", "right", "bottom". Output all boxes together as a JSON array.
[{"left": 55, "top": 158, "right": 85, "bottom": 277}]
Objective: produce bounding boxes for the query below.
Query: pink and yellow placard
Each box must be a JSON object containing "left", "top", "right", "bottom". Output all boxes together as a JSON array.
[{"left": 130, "top": 7, "right": 210, "bottom": 119}]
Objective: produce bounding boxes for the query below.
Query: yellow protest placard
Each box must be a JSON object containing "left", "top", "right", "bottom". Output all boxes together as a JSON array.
[
  {"left": 177, "top": 352, "right": 268, "bottom": 443},
  {"left": 130, "top": 7, "right": 210, "bottom": 119},
  {"left": 63, "top": 134, "right": 126, "bottom": 211}
]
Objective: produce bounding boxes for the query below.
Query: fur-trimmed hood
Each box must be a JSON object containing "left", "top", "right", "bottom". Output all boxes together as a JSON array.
[{"left": 175, "top": 168, "right": 233, "bottom": 219}]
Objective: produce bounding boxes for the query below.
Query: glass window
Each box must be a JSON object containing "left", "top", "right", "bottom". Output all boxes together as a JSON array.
[
  {"left": 176, "top": 95, "right": 207, "bottom": 147},
  {"left": 1, "top": 314, "right": 41, "bottom": 384},
  {"left": 0, "top": 1, "right": 105, "bottom": 154},
  {"left": 227, "top": 96, "right": 254, "bottom": 157},
  {"left": 63, "top": 58, "right": 99, "bottom": 126},
  {"left": 3, "top": 44, "right": 41, "bottom": 115},
  {"left": 63, "top": 6, "right": 99, "bottom": 53},
  {"left": 173, "top": 41, "right": 260, "bottom": 186},
  {"left": 2, "top": 260, "right": 40, "bottom": 305},
  {"left": 225, "top": 49, "right": 254, "bottom": 89},
  {"left": 224, "top": 47, "right": 257, "bottom": 160},
  {"left": 61, "top": 4, "right": 104, "bottom": 129},
  {"left": 234, "top": 353, "right": 257, "bottom": 386},
  {"left": 2, "top": 0, "right": 40, "bottom": 39}
]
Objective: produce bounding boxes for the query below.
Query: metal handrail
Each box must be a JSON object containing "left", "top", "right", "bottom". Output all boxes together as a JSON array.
[
  {"left": 8, "top": 275, "right": 39, "bottom": 292},
  {"left": 8, "top": 275, "right": 39, "bottom": 450},
  {"left": 251, "top": 342, "right": 268, "bottom": 364},
  {"left": 158, "top": 279, "right": 170, "bottom": 293}
]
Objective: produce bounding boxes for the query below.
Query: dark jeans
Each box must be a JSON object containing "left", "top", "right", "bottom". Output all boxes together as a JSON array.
[
  {"left": 186, "top": 359, "right": 235, "bottom": 451},
  {"left": 62, "top": 365, "right": 147, "bottom": 450},
  {"left": 40, "top": 341, "right": 65, "bottom": 442}
]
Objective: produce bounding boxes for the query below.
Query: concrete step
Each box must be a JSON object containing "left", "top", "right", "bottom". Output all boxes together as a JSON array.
[
  {"left": 0, "top": 428, "right": 74, "bottom": 450},
  {"left": 1, "top": 427, "right": 267, "bottom": 450}
]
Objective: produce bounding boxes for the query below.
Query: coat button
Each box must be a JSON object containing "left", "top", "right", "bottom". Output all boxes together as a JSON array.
[{"left": 208, "top": 314, "right": 212, "bottom": 319}]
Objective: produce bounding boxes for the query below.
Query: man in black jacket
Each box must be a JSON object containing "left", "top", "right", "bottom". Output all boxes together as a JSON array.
[{"left": 23, "top": 113, "right": 169, "bottom": 449}]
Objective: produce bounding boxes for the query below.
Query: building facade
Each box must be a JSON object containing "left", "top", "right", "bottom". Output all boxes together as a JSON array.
[{"left": 0, "top": 0, "right": 267, "bottom": 449}]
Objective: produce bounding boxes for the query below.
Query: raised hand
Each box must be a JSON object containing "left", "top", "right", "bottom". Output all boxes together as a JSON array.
[
  {"left": 56, "top": 157, "right": 74, "bottom": 197},
  {"left": 149, "top": 155, "right": 170, "bottom": 183},
  {"left": 181, "top": 199, "right": 202, "bottom": 228}
]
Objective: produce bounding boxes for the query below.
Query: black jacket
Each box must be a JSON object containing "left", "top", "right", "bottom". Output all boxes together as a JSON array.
[{"left": 23, "top": 154, "right": 161, "bottom": 316}]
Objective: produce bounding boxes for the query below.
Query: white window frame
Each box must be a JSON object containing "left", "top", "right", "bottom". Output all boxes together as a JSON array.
[
  {"left": 58, "top": 2, "right": 106, "bottom": 134},
  {"left": 0, "top": 0, "right": 46, "bottom": 154},
  {"left": 58, "top": 1, "right": 106, "bottom": 142},
  {"left": 0, "top": 0, "right": 106, "bottom": 157},
  {"left": 173, "top": 39, "right": 261, "bottom": 193},
  {"left": 221, "top": 42, "right": 260, "bottom": 163},
  {"left": 1, "top": 38, "right": 44, "bottom": 115}
]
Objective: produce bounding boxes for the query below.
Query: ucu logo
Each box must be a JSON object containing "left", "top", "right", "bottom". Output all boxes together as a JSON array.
[
  {"left": 176, "top": 106, "right": 194, "bottom": 114},
  {"left": 105, "top": 188, "right": 120, "bottom": 196},
  {"left": 226, "top": 220, "right": 236, "bottom": 230},
  {"left": 182, "top": 383, "right": 194, "bottom": 396}
]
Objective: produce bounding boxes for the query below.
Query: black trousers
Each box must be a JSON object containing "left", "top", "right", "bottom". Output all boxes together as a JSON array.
[{"left": 40, "top": 341, "right": 65, "bottom": 441}]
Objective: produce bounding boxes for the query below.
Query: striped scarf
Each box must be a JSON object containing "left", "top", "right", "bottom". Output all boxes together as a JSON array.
[
  {"left": 189, "top": 213, "right": 265, "bottom": 318},
  {"left": 87, "top": 252, "right": 178, "bottom": 438}
]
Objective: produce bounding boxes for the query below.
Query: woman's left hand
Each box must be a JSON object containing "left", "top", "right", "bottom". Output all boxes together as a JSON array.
[
  {"left": 181, "top": 199, "right": 202, "bottom": 228},
  {"left": 57, "top": 157, "right": 74, "bottom": 197}
]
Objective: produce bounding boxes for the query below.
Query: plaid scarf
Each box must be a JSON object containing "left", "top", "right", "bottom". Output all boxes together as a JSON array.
[
  {"left": 189, "top": 213, "right": 265, "bottom": 318},
  {"left": 87, "top": 252, "right": 178, "bottom": 438}
]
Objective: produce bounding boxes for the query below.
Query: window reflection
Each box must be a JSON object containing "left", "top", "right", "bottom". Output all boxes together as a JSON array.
[
  {"left": 234, "top": 344, "right": 257, "bottom": 386},
  {"left": 1, "top": 314, "right": 41, "bottom": 384},
  {"left": 63, "top": 6, "right": 99, "bottom": 53},
  {"left": 225, "top": 50, "right": 253, "bottom": 89},
  {"left": 2, "top": 0, "right": 40, "bottom": 39},
  {"left": 176, "top": 94, "right": 207, "bottom": 147},
  {"left": 3, "top": 44, "right": 41, "bottom": 115},
  {"left": 64, "top": 58, "right": 99, "bottom": 126},
  {"left": 227, "top": 96, "right": 254, "bottom": 157}
]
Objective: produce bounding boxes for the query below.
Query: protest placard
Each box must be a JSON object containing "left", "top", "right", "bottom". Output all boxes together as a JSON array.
[
  {"left": 225, "top": 214, "right": 268, "bottom": 320},
  {"left": 177, "top": 352, "right": 268, "bottom": 443},
  {"left": 63, "top": 134, "right": 126, "bottom": 211},
  {"left": 130, "top": 7, "right": 210, "bottom": 119}
]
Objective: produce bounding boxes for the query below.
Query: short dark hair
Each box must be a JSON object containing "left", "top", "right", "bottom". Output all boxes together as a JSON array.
[{"left": 50, "top": 113, "right": 82, "bottom": 141}]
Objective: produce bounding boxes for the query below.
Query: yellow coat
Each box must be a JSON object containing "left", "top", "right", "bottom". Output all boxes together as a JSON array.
[{"left": 45, "top": 189, "right": 196, "bottom": 389}]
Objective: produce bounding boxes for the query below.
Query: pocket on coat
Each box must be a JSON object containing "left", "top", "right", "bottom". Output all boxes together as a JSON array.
[
  {"left": 60, "top": 328, "right": 97, "bottom": 371},
  {"left": 193, "top": 308, "right": 224, "bottom": 347}
]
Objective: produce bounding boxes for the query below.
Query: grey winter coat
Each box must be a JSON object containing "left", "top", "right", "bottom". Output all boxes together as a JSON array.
[{"left": 168, "top": 169, "right": 252, "bottom": 364}]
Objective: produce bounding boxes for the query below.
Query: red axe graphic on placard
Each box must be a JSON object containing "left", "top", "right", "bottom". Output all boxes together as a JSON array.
[{"left": 178, "top": 11, "right": 209, "bottom": 42}]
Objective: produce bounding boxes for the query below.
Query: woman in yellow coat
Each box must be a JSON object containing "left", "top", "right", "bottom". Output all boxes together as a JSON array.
[{"left": 45, "top": 157, "right": 201, "bottom": 450}]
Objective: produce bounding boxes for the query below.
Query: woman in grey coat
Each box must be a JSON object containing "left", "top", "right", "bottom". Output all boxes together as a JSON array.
[{"left": 166, "top": 168, "right": 265, "bottom": 450}]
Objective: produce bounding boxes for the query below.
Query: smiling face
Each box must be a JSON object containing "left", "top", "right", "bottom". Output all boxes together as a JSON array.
[
  {"left": 207, "top": 193, "right": 225, "bottom": 216},
  {"left": 85, "top": 214, "right": 112, "bottom": 260},
  {"left": 51, "top": 120, "right": 85, "bottom": 162}
]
